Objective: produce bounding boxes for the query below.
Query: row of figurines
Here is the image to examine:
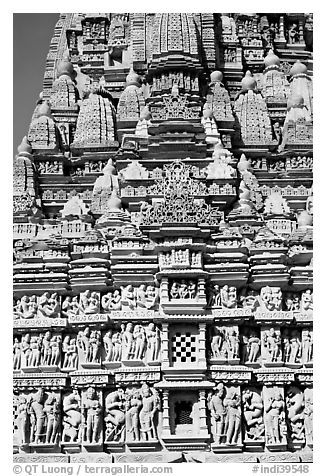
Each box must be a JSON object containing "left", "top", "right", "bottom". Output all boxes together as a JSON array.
[
  {"left": 13, "top": 286, "right": 313, "bottom": 320},
  {"left": 13, "top": 384, "right": 313, "bottom": 449},
  {"left": 13, "top": 324, "right": 313, "bottom": 371}
]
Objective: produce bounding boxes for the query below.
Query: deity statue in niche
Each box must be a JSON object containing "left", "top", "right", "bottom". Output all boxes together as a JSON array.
[
  {"left": 62, "top": 390, "right": 82, "bottom": 442},
  {"left": 264, "top": 391, "right": 286, "bottom": 445},
  {"left": 105, "top": 388, "right": 126, "bottom": 442},
  {"left": 242, "top": 388, "right": 264, "bottom": 441},
  {"left": 82, "top": 387, "right": 102, "bottom": 444}
]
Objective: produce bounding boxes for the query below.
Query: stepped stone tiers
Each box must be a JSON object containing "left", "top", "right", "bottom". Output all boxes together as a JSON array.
[{"left": 13, "top": 13, "right": 313, "bottom": 464}]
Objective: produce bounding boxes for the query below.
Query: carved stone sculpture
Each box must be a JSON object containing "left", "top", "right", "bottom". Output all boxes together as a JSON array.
[
  {"left": 44, "top": 393, "right": 60, "bottom": 444},
  {"left": 264, "top": 389, "right": 287, "bottom": 446},
  {"left": 262, "top": 328, "right": 283, "bottom": 364},
  {"left": 82, "top": 387, "right": 102, "bottom": 444},
  {"left": 286, "top": 387, "right": 305, "bottom": 443},
  {"left": 105, "top": 388, "right": 126, "bottom": 442},
  {"left": 16, "top": 395, "right": 30, "bottom": 445},
  {"left": 208, "top": 383, "right": 227, "bottom": 444},
  {"left": 242, "top": 388, "right": 264, "bottom": 441},
  {"left": 62, "top": 390, "right": 82, "bottom": 442},
  {"left": 139, "top": 383, "right": 160, "bottom": 441}
]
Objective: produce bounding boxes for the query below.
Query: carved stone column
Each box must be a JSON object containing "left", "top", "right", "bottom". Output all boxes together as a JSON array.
[
  {"left": 197, "top": 278, "right": 206, "bottom": 301},
  {"left": 198, "top": 390, "right": 209, "bottom": 434},
  {"left": 161, "top": 390, "right": 171, "bottom": 437},
  {"left": 161, "top": 322, "right": 170, "bottom": 369},
  {"left": 198, "top": 323, "right": 207, "bottom": 367},
  {"left": 276, "top": 16, "right": 286, "bottom": 43},
  {"left": 160, "top": 277, "right": 169, "bottom": 301}
]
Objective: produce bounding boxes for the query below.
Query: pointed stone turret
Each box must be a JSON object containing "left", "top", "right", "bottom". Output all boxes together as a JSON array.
[
  {"left": 117, "top": 68, "right": 145, "bottom": 122},
  {"left": 71, "top": 91, "right": 117, "bottom": 151},
  {"left": 279, "top": 92, "right": 313, "bottom": 151},
  {"left": 13, "top": 137, "right": 36, "bottom": 215},
  {"left": 27, "top": 101, "right": 61, "bottom": 153},
  {"left": 206, "top": 70, "right": 234, "bottom": 126},
  {"left": 233, "top": 71, "right": 275, "bottom": 148},
  {"left": 262, "top": 50, "right": 289, "bottom": 105},
  {"left": 50, "top": 53, "right": 79, "bottom": 109},
  {"left": 289, "top": 60, "right": 313, "bottom": 116}
]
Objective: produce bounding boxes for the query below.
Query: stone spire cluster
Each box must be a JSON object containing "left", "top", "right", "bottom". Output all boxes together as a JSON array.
[{"left": 13, "top": 13, "right": 313, "bottom": 464}]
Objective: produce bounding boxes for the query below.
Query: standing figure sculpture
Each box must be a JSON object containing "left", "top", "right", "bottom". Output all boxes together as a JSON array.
[
  {"left": 264, "top": 328, "right": 282, "bottom": 363},
  {"left": 30, "top": 388, "right": 47, "bottom": 444},
  {"left": 82, "top": 387, "right": 102, "bottom": 444},
  {"left": 246, "top": 331, "right": 261, "bottom": 363},
  {"left": 103, "top": 330, "right": 114, "bottom": 362},
  {"left": 133, "top": 325, "right": 146, "bottom": 360},
  {"left": 125, "top": 389, "right": 142, "bottom": 442},
  {"left": 226, "top": 329, "right": 239, "bottom": 360},
  {"left": 265, "top": 392, "right": 285, "bottom": 445},
  {"left": 208, "top": 383, "right": 227, "bottom": 444},
  {"left": 224, "top": 391, "right": 241, "bottom": 445},
  {"left": 16, "top": 395, "right": 30, "bottom": 445},
  {"left": 145, "top": 323, "right": 161, "bottom": 362},
  {"left": 13, "top": 338, "right": 21, "bottom": 370},
  {"left": 139, "top": 384, "right": 160, "bottom": 441},
  {"left": 121, "top": 323, "right": 134, "bottom": 360},
  {"left": 44, "top": 393, "right": 60, "bottom": 444},
  {"left": 302, "top": 330, "right": 313, "bottom": 364}
]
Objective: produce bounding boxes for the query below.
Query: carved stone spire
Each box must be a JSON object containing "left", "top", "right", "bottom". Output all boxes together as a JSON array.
[{"left": 233, "top": 71, "right": 274, "bottom": 147}]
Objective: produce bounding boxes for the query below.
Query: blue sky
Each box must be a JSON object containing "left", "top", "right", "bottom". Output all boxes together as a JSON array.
[{"left": 13, "top": 13, "right": 58, "bottom": 153}]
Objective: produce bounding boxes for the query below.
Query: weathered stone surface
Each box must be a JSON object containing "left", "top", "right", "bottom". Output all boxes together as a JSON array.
[{"left": 13, "top": 12, "right": 313, "bottom": 462}]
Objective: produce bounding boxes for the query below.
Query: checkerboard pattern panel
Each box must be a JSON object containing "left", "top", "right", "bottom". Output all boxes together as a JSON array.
[{"left": 171, "top": 332, "right": 197, "bottom": 363}]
